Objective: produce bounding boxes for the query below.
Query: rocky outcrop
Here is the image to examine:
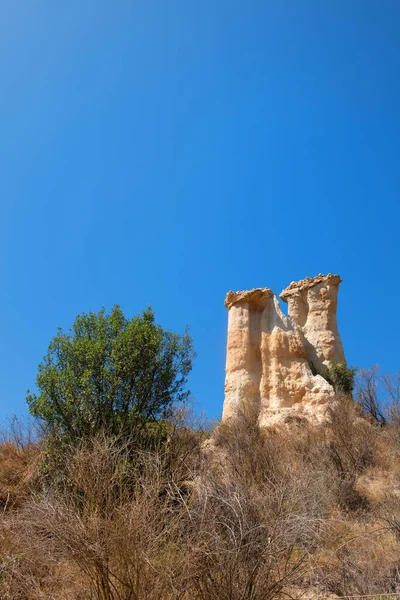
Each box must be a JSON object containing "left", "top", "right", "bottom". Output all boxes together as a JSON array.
[{"left": 222, "top": 274, "right": 345, "bottom": 426}]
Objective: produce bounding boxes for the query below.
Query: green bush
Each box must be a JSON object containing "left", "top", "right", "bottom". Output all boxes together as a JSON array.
[
  {"left": 313, "top": 359, "right": 357, "bottom": 394},
  {"left": 27, "top": 305, "right": 195, "bottom": 444}
]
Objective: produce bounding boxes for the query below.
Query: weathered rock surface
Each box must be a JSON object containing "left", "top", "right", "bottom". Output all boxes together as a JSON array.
[{"left": 222, "top": 274, "right": 345, "bottom": 426}]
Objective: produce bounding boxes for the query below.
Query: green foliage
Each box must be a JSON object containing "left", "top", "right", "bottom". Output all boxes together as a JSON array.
[
  {"left": 27, "top": 305, "right": 195, "bottom": 442},
  {"left": 314, "top": 359, "right": 357, "bottom": 394}
]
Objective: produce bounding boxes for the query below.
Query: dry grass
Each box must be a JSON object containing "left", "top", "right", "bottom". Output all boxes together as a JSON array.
[
  {"left": 2, "top": 396, "right": 400, "bottom": 599},
  {"left": 0, "top": 419, "right": 41, "bottom": 510}
]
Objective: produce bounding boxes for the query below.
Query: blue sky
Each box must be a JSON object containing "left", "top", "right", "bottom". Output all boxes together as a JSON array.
[{"left": 1, "top": 0, "right": 400, "bottom": 422}]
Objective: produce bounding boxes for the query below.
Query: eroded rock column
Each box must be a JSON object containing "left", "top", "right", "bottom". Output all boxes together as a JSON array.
[
  {"left": 280, "top": 274, "right": 345, "bottom": 369},
  {"left": 222, "top": 288, "right": 272, "bottom": 421},
  {"left": 222, "top": 274, "right": 345, "bottom": 427}
]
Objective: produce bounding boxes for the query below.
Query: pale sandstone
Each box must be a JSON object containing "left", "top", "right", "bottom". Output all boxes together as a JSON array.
[
  {"left": 280, "top": 273, "right": 345, "bottom": 369},
  {"left": 222, "top": 274, "right": 345, "bottom": 427}
]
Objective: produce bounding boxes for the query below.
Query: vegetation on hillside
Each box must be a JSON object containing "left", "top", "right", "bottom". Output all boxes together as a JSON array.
[
  {"left": 1, "top": 307, "right": 400, "bottom": 599},
  {"left": 27, "top": 305, "right": 194, "bottom": 445},
  {"left": 316, "top": 359, "right": 358, "bottom": 394}
]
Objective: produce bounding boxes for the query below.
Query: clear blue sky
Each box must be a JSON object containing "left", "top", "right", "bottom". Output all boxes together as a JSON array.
[{"left": 1, "top": 0, "right": 400, "bottom": 422}]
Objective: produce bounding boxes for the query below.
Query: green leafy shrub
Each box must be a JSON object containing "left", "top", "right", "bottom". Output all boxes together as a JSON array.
[
  {"left": 313, "top": 359, "right": 357, "bottom": 394},
  {"left": 27, "top": 305, "right": 195, "bottom": 445}
]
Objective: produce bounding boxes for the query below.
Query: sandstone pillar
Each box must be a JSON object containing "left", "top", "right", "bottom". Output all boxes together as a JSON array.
[
  {"left": 222, "top": 288, "right": 272, "bottom": 421},
  {"left": 222, "top": 274, "right": 344, "bottom": 427},
  {"left": 280, "top": 274, "right": 345, "bottom": 369}
]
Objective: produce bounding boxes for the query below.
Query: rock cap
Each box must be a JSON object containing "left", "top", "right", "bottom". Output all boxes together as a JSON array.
[
  {"left": 225, "top": 287, "right": 274, "bottom": 310},
  {"left": 280, "top": 273, "right": 342, "bottom": 301}
]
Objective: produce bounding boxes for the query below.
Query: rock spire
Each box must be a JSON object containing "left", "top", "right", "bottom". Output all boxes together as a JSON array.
[{"left": 222, "top": 274, "right": 345, "bottom": 426}]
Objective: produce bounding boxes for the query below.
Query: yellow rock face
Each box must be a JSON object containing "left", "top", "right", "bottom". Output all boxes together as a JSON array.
[{"left": 222, "top": 274, "right": 345, "bottom": 427}]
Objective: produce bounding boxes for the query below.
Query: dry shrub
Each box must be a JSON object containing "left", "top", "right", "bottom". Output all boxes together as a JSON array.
[
  {"left": 5, "top": 408, "right": 334, "bottom": 600},
  {"left": 212, "top": 402, "right": 281, "bottom": 485},
  {"left": 3, "top": 398, "right": 400, "bottom": 599},
  {"left": 0, "top": 520, "right": 80, "bottom": 600},
  {"left": 0, "top": 443, "right": 40, "bottom": 510},
  {"left": 189, "top": 469, "right": 331, "bottom": 600},
  {"left": 0, "top": 418, "right": 40, "bottom": 510},
  {"left": 214, "top": 397, "right": 376, "bottom": 513},
  {"left": 327, "top": 393, "right": 377, "bottom": 510},
  {"left": 9, "top": 427, "right": 203, "bottom": 600},
  {"left": 314, "top": 517, "right": 400, "bottom": 596},
  {"left": 207, "top": 405, "right": 335, "bottom": 599},
  {"left": 0, "top": 420, "right": 60, "bottom": 600},
  {"left": 210, "top": 399, "right": 397, "bottom": 597}
]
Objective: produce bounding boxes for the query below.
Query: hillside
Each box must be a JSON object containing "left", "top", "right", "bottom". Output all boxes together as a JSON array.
[
  {"left": 1, "top": 380, "right": 400, "bottom": 599},
  {"left": 1, "top": 282, "right": 400, "bottom": 600}
]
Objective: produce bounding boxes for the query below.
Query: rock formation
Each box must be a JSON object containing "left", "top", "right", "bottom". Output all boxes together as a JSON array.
[{"left": 222, "top": 274, "right": 345, "bottom": 426}]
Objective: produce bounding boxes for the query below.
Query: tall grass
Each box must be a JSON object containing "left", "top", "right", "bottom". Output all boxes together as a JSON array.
[{"left": 2, "top": 387, "right": 400, "bottom": 599}]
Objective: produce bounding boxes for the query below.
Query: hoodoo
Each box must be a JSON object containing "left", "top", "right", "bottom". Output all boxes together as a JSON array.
[{"left": 222, "top": 274, "right": 345, "bottom": 426}]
